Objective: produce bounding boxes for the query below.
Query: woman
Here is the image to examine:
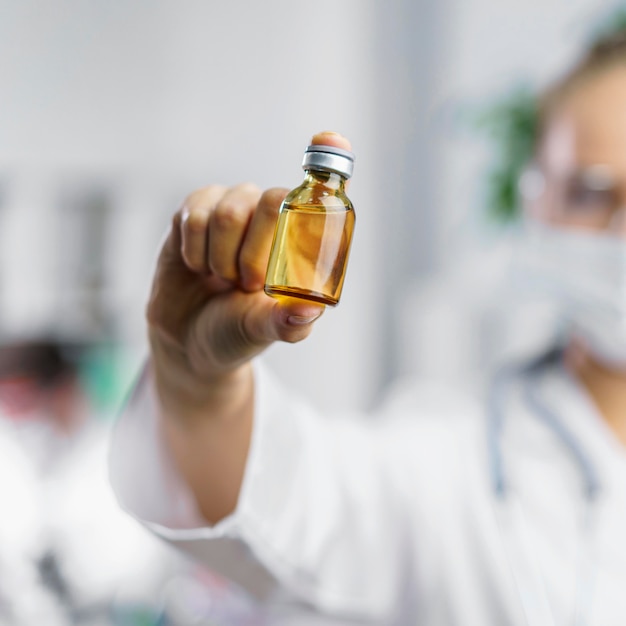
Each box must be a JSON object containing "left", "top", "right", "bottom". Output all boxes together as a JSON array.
[{"left": 111, "top": 28, "right": 626, "bottom": 625}]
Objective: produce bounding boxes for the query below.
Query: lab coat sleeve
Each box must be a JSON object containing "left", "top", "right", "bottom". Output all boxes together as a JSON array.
[{"left": 109, "top": 361, "right": 411, "bottom": 621}]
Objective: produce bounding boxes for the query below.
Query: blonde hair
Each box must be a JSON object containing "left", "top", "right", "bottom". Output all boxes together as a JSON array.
[
  {"left": 483, "top": 19, "right": 626, "bottom": 220},
  {"left": 539, "top": 27, "right": 626, "bottom": 140}
]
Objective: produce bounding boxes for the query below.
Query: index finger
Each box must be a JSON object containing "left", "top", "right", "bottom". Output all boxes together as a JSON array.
[
  {"left": 310, "top": 131, "right": 352, "bottom": 152},
  {"left": 238, "top": 187, "right": 288, "bottom": 292},
  {"left": 311, "top": 131, "right": 354, "bottom": 191}
]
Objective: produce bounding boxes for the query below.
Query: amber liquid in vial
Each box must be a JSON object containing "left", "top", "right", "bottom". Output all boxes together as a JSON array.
[{"left": 264, "top": 201, "right": 355, "bottom": 306}]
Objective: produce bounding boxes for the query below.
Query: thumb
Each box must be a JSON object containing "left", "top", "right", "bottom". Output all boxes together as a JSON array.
[{"left": 190, "top": 291, "right": 325, "bottom": 372}]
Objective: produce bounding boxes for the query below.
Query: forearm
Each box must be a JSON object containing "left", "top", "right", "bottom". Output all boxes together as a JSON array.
[
  {"left": 111, "top": 354, "right": 406, "bottom": 620},
  {"left": 151, "top": 334, "right": 254, "bottom": 525}
]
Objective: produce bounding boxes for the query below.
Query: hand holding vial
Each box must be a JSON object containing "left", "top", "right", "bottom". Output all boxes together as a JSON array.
[{"left": 145, "top": 131, "right": 353, "bottom": 522}]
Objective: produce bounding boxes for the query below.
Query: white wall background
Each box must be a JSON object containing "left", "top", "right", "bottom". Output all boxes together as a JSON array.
[
  {"left": 0, "top": 0, "right": 622, "bottom": 412},
  {"left": 0, "top": 0, "right": 383, "bottom": 412}
]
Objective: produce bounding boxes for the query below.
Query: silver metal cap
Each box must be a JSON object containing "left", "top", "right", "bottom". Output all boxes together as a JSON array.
[{"left": 302, "top": 144, "right": 355, "bottom": 179}]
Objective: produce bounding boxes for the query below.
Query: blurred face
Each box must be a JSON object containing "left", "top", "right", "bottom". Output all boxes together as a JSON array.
[
  {"left": 532, "top": 65, "right": 626, "bottom": 234},
  {"left": 0, "top": 375, "right": 83, "bottom": 436}
]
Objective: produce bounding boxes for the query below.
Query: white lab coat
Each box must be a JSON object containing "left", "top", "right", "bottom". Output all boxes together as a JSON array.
[{"left": 109, "top": 357, "right": 626, "bottom": 625}]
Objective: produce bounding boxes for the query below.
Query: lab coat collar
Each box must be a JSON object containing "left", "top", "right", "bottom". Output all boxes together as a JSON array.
[{"left": 528, "top": 358, "right": 626, "bottom": 487}]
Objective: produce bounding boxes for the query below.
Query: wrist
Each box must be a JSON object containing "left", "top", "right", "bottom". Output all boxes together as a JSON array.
[{"left": 149, "top": 328, "right": 254, "bottom": 422}]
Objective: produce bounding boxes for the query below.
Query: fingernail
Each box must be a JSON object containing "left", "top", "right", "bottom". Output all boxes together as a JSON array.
[{"left": 286, "top": 312, "right": 323, "bottom": 326}]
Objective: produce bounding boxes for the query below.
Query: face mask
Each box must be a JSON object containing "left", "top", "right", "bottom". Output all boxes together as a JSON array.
[{"left": 512, "top": 220, "right": 626, "bottom": 367}]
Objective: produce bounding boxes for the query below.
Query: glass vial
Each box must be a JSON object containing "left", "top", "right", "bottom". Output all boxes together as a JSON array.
[{"left": 264, "top": 144, "right": 355, "bottom": 307}]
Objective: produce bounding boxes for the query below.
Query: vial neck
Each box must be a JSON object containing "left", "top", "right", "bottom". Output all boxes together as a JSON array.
[{"left": 304, "top": 169, "right": 346, "bottom": 190}]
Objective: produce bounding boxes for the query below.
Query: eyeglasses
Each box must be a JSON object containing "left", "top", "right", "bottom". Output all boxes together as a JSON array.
[{"left": 520, "top": 164, "right": 626, "bottom": 232}]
